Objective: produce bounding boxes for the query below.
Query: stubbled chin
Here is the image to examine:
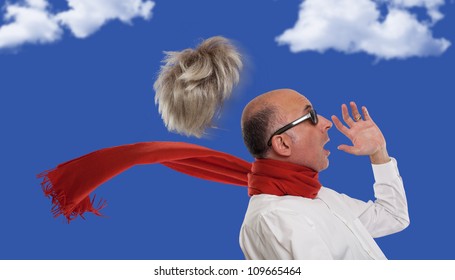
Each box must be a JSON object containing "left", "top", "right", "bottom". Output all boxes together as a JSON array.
[{"left": 318, "top": 159, "right": 330, "bottom": 172}]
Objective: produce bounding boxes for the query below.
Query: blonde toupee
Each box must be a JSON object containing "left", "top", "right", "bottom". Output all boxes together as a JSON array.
[{"left": 154, "top": 36, "right": 243, "bottom": 137}]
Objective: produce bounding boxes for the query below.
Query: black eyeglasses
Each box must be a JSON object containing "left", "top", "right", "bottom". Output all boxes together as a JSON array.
[{"left": 267, "top": 109, "right": 318, "bottom": 146}]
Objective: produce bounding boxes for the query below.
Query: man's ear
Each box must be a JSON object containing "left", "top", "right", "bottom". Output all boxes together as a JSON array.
[{"left": 271, "top": 134, "right": 292, "bottom": 157}]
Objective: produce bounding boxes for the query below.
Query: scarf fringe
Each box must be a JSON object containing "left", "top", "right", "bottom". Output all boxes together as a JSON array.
[{"left": 37, "top": 169, "right": 107, "bottom": 223}]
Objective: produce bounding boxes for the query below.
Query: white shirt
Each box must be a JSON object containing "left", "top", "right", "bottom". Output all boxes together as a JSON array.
[{"left": 239, "top": 158, "right": 409, "bottom": 260}]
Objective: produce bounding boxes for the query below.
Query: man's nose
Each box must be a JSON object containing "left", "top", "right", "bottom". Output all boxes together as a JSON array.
[{"left": 318, "top": 115, "right": 333, "bottom": 131}]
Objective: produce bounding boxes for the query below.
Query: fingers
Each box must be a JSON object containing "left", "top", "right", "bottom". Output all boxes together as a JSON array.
[
  {"left": 337, "top": 144, "right": 360, "bottom": 155},
  {"left": 362, "top": 106, "right": 372, "bottom": 121},
  {"left": 342, "top": 102, "right": 372, "bottom": 124},
  {"left": 341, "top": 104, "right": 354, "bottom": 127},
  {"left": 341, "top": 102, "right": 363, "bottom": 127},
  {"left": 331, "top": 115, "right": 350, "bottom": 137},
  {"left": 350, "top": 102, "right": 362, "bottom": 121},
  {"left": 341, "top": 104, "right": 355, "bottom": 127}
]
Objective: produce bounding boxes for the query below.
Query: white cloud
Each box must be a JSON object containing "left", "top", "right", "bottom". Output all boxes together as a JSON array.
[
  {"left": 0, "top": 0, "right": 155, "bottom": 50},
  {"left": 56, "top": 0, "right": 155, "bottom": 38},
  {"left": 0, "top": 0, "right": 61, "bottom": 49},
  {"left": 387, "top": 0, "right": 445, "bottom": 21},
  {"left": 276, "top": 0, "right": 451, "bottom": 60}
]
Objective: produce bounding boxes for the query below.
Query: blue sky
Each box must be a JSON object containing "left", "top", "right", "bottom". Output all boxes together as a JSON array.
[{"left": 0, "top": 0, "right": 454, "bottom": 259}]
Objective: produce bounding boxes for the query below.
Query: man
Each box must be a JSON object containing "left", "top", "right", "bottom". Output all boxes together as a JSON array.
[
  {"left": 239, "top": 88, "right": 409, "bottom": 259},
  {"left": 37, "top": 87, "right": 408, "bottom": 259}
]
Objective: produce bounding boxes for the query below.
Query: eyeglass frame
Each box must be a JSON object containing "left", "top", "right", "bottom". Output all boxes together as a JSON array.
[{"left": 266, "top": 109, "right": 318, "bottom": 146}]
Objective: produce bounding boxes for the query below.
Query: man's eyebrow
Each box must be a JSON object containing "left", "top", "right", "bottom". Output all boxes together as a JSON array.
[{"left": 303, "top": 105, "right": 312, "bottom": 113}]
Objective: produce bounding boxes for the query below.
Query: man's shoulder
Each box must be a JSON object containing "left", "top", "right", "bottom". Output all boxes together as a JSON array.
[
  {"left": 244, "top": 194, "right": 327, "bottom": 220},
  {"left": 249, "top": 194, "right": 312, "bottom": 208},
  {"left": 242, "top": 194, "right": 330, "bottom": 235}
]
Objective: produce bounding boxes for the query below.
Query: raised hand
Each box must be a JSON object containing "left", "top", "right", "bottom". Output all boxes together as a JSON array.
[{"left": 331, "top": 102, "right": 390, "bottom": 164}]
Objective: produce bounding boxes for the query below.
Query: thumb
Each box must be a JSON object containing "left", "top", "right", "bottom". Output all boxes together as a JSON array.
[{"left": 337, "top": 144, "right": 360, "bottom": 155}]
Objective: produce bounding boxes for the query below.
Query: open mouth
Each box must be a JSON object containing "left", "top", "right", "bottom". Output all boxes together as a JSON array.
[{"left": 323, "top": 138, "right": 330, "bottom": 156}]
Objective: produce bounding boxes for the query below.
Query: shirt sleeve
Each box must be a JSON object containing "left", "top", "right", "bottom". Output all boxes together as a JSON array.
[
  {"left": 337, "top": 157, "right": 410, "bottom": 238},
  {"left": 247, "top": 210, "right": 334, "bottom": 260}
]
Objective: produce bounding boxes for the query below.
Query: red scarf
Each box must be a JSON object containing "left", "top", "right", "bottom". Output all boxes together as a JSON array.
[
  {"left": 248, "top": 158, "right": 321, "bottom": 198},
  {"left": 38, "top": 142, "right": 321, "bottom": 222}
]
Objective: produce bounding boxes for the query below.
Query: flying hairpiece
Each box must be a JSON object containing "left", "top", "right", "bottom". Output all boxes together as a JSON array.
[{"left": 154, "top": 36, "right": 243, "bottom": 137}]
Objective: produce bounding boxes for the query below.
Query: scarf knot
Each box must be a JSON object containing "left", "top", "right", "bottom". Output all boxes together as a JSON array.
[{"left": 248, "top": 158, "right": 321, "bottom": 199}]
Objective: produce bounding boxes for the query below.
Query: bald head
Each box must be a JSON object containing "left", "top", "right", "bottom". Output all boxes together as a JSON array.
[
  {"left": 242, "top": 89, "right": 302, "bottom": 123},
  {"left": 241, "top": 89, "right": 304, "bottom": 158}
]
